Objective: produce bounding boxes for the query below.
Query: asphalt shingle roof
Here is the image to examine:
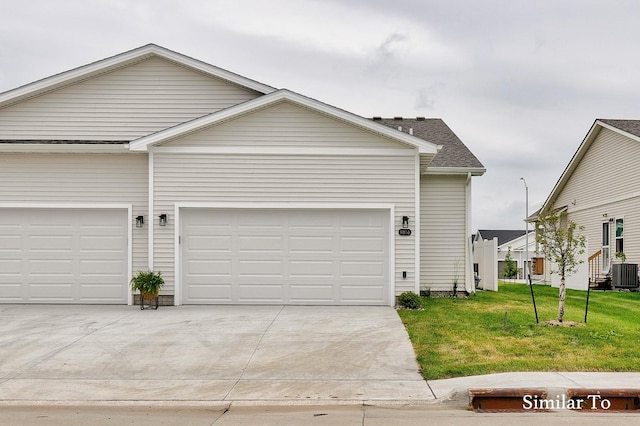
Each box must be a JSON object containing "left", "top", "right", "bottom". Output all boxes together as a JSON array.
[
  {"left": 598, "top": 119, "right": 640, "bottom": 138},
  {"left": 476, "top": 229, "right": 527, "bottom": 246},
  {"left": 373, "top": 117, "right": 484, "bottom": 169}
]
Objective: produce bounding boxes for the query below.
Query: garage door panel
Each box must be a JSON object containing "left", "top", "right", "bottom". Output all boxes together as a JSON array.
[
  {"left": 1, "top": 235, "right": 22, "bottom": 251},
  {"left": 237, "top": 283, "right": 285, "bottom": 303},
  {"left": 79, "top": 235, "right": 125, "bottom": 251},
  {"left": 28, "top": 283, "right": 74, "bottom": 299},
  {"left": 237, "top": 260, "right": 284, "bottom": 277},
  {"left": 289, "top": 284, "right": 334, "bottom": 302},
  {"left": 187, "top": 235, "right": 231, "bottom": 251},
  {"left": 29, "top": 259, "right": 74, "bottom": 275},
  {"left": 341, "top": 236, "right": 385, "bottom": 253},
  {"left": 289, "top": 260, "right": 334, "bottom": 277},
  {"left": 29, "top": 235, "right": 73, "bottom": 251},
  {"left": 182, "top": 208, "right": 389, "bottom": 305},
  {"left": 188, "top": 284, "right": 232, "bottom": 302},
  {"left": 0, "top": 259, "right": 21, "bottom": 274},
  {"left": 0, "top": 209, "right": 128, "bottom": 304},
  {"left": 339, "top": 285, "right": 387, "bottom": 303},
  {"left": 187, "top": 259, "right": 232, "bottom": 275},
  {"left": 238, "top": 235, "right": 283, "bottom": 252},
  {"left": 79, "top": 259, "right": 126, "bottom": 275},
  {"left": 289, "top": 236, "right": 333, "bottom": 253}
]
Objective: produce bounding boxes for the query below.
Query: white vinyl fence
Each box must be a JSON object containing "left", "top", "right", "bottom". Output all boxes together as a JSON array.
[{"left": 474, "top": 237, "right": 498, "bottom": 291}]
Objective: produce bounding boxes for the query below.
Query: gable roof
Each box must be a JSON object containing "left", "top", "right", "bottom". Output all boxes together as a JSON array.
[
  {"left": 0, "top": 44, "right": 276, "bottom": 109},
  {"left": 541, "top": 119, "right": 640, "bottom": 212},
  {"left": 130, "top": 89, "right": 440, "bottom": 154},
  {"left": 476, "top": 229, "right": 527, "bottom": 246},
  {"left": 374, "top": 117, "right": 485, "bottom": 174}
]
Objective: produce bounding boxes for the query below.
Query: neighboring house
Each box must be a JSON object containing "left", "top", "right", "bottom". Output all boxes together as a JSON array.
[
  {"left": 0, "top": 44, "right": 485, "bottom": 306},
  {"left": 474, "top": 230, "right": 537, "bottom": 280},
  {"left": 538, "top": 119, "right": 640, "bottom": 290}
]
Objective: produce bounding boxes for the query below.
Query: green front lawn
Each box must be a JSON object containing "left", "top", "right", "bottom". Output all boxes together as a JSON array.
[{"left": 398, "top": 283, "right": 640, "bottom": 380}]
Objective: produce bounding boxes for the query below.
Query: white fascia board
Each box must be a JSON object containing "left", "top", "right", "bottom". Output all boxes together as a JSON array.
[
  {"left": 422, "top": 167, "right": 486, "bottom": 176},
  {"left": 0, "top": 44, "right": 275, "bottom": 108},
  {"left": 0, "top": 143, "right": 131, "bottom": 153},
  {"left": 130, "top": 89, "right": 440, "bottom": 153}
]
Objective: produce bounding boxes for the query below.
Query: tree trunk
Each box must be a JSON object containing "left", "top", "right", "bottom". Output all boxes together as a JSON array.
[{"left": 558, "top": 276, "right": 566, "bottom": 322}]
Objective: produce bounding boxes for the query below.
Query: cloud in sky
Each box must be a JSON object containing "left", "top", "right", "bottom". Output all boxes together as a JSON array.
[{"left": 2, "top": 0, "right": 640, "bottom": 230}]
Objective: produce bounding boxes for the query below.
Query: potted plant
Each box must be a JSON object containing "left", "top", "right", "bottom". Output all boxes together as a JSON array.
[{"left": 130, "top": 270, "right": 164, "bottom": 310}]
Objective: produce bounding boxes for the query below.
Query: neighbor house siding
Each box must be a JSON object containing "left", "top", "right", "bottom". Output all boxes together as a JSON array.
[
  {"left": 0, "top": 153, "right": 149, "bottom": 273},
  {"left": 153, "top": 153, "right": 416, "bottom": 296},
  {"left": 0, "top": 57, "right": 261, "bottom": 141},
  {"left": 552, "top": 128, "right": 640, "bottom": 269},
  {"left": 565, "top": 198, "right": 640, "bottom": 268},
  {"left": 420, "top": 175, "right": 467, "bottom": 291},
  {"left": 555, "top": 128, "right": 640, "bottom": 208}
]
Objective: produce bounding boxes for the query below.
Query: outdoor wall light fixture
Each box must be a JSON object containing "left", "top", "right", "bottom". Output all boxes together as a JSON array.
[
  {"left": 159, "top": 214, "right": 167, "bottom": 226},
  {"left": 136, "top": 215, "right": 144, "bottom": 228},
  {"left": 399, "top": 216, "right": 411, "bottom": 236}
]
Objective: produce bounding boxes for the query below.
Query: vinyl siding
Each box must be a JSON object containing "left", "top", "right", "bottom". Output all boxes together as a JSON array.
[
  {"left": 153, "top": 152, "right": 416, "bottom": 296},
  {"left": 567, "top": 199, "right": 640, "bottom": 267},
  {"left": 0, "top": 153, "right": 148, "bottom": 273},
  {"left": 420, "top": 175, "right": 467, "bottom": 291},
  {"left": 555, "top": 128, "right": 640, "bottom": 208},
  {"left": 165, "top": 101, "right": 407, "bottom": 150},
  {"left": 0, "top": 57, "right": 260, "bottom": 141}
]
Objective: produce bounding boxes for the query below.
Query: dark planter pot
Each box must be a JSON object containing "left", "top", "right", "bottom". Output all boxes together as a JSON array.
[{"left": 140, "top": 291, "right": 159, "bottom": 310}]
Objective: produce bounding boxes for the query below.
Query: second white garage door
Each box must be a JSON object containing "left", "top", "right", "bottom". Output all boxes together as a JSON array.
[{"left": 181, "top": 208, "right": 390, "bottom": 305}]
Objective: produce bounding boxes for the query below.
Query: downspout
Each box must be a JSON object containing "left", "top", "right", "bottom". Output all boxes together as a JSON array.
[{"left": 465, "top": 172, "right": 475, "bottom": 293}]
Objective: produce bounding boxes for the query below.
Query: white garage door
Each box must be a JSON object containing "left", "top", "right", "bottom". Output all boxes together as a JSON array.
[
  {"left": 181, "top": 209, "right": 390, "bottom": 305},
  {"left": 0, "top": 209, "right": 128, "bottom": 304}
]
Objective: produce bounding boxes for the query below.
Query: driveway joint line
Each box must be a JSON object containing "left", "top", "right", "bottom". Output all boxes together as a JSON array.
[{"left": 223, "top": 305, "right": 285, "bottom": 400}]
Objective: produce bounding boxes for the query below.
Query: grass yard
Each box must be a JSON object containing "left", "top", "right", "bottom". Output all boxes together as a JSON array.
[{"left": 398, "top": 283, "right": 640, "bottom": 380}]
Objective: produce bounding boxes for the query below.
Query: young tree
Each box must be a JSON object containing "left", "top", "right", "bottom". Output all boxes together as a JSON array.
[
  {"left": 503, "top": 247, "right": 518, "bottom": 280},
  {"left": 535, "top": 210, "right": 586, "bottom": 322}
]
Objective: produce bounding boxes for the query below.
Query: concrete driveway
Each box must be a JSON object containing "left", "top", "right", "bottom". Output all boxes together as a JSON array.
[{"left": 0, "top": 305, "right": 432, "bottom": 403}]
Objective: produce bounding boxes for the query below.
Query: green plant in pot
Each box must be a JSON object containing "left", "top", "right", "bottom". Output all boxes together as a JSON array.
[{"left": 130, "top": 270, "right": 165, "bottom": 301}]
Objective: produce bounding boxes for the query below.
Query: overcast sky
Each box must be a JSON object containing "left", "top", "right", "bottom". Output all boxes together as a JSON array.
[{"left": 1, "top": 0, "right": 639, "bottom": 231}]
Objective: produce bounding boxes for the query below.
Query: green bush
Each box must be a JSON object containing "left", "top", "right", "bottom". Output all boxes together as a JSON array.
[{"left": 397, "top": 291, "right": 423, "bottom": 309}]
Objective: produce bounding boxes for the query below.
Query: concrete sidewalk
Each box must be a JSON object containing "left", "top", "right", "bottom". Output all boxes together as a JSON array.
[{"left": 3, "top": 400, "right": 640, "bottom": 425}]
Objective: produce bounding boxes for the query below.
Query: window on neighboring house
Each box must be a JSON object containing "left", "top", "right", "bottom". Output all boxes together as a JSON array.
[
  {"left": 602, "top": 221, "right": 610, "bottom": 272},
  {"left": 616, "top": 218, "right": 624, "bottom": 254}
]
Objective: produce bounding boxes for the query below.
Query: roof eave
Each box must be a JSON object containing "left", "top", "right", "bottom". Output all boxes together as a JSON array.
[
  {"left": 0, "top": 143, "right": 131, "bottom": 153},
  {"left": 422, "top": 166, "right": 486, "bottom": 176}
]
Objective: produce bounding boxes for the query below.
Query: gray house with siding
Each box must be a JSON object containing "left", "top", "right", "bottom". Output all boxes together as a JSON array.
[{"left": 0, "top": 44, "right": 484, "bottom": 305}]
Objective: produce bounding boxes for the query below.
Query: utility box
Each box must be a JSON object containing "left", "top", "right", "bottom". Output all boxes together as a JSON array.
[{"left": 612, "top": 263, "right": 639, "bottom": 289}]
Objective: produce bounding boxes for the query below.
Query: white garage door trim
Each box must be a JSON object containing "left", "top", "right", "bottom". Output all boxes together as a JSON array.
[
  {"left": 174, "top": 202, "right": 395, "bottom": 306},
  {"left": 0, "top": 203, "right": 133, "bottom": 305}
]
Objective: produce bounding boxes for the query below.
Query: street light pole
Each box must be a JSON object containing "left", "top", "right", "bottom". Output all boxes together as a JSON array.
[
  {"left": 520, "top": 176, "right": 538, "bottom": 323},
  {"left": 520, "top": 177, "right": 529, "bottom": 281}
]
